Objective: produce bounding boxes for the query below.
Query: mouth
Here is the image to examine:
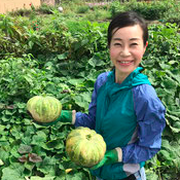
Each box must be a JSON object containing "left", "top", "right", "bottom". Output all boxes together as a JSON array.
[{"left": 117, "top": 60, "right": 134, "bottom": 66}]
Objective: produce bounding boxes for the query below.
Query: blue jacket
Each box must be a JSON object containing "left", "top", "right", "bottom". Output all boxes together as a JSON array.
[{"left": 75, "top": 67, "right": 166, "bottom": 179}]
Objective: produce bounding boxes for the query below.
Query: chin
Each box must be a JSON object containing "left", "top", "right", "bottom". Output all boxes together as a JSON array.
[{"left": 117, "top": 66, "right": 135, "bottom": 73}]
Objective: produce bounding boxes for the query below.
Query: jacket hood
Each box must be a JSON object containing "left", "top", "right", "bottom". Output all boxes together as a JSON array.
[{"left": 108, "top": 67, "right": 151, "bottom": 90}]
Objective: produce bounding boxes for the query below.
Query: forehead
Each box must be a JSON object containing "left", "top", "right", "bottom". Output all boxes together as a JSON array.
[{"left": 112, "top": 25, "right": 143, "bottom": 40}]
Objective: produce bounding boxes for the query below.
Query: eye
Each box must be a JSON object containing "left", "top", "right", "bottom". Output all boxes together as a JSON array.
[
  {"left": 130, "top": 43, "right": 138, "bottom": 46},
  {"left": 114, "top": 43, "right": 122, "bottom": 46}
]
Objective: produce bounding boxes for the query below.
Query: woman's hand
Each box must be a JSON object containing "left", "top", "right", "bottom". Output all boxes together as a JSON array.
[
  {"left": 57, "top": 110, "right": 76, "bottom": 123},
  {"left": 91, "top": 148, "right": 122, "bottom": 170}
]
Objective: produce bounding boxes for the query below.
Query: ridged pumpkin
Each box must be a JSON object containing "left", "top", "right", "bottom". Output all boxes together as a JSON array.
[
  {"left": 27, "top": 96, "right": 62, "bottom": 123},
  {"left": 66, "top": 127, "right": 106, "bottom": 167}
]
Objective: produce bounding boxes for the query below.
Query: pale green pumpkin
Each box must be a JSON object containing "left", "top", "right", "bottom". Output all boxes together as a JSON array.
[
  {"left": 27, "top": 96, "right": 62, "bottom": 123},
  {"left": 66, "top": 127, "right": 106, "bottom": 167}
]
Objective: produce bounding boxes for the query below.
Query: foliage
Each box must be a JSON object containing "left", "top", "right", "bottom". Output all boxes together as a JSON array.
[
  {"left": 37, "top": 4, "right": 55, "bottom": 14},
  {"left": 162, "top": 0, "right": 180, "bottom": 25},
  {"left": 143, "top": 23, "right": 180, "bottom": 179},
  {"left": 0, "top": 104, "right": 94, "bottom": 179},
  {"left": 76, "top": 5, "right": 90, "bottom": 14},
  {"left": 128, "top": 0, "right": 168, "bottom": 20},
  {"left": 143, "top": 23, "right": 180, "bottom": 135},
  {"left": 109, "top": 0, "right": 176, "bottom": 22},
  {"left": 0, "top": 54, "right": 46, "bottom": 103},
  {"left": 1, "top": 2, "right": 180, "bottom": 179}
]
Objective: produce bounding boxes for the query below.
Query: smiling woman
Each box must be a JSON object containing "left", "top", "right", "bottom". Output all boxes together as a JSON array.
[
  {"left": 48, "top": 11, "right": 165, "bottom": 180},
  {"left": 109, "top": 24, "right": 147, "bottom": 83},
  {"left": 71, "top": 11, "right": 166, "bottom": 180}
]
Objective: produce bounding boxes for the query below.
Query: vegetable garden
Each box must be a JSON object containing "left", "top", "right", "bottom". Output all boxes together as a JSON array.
[{"left": 0, "top": 0, "right": 180, "bottom": 179}]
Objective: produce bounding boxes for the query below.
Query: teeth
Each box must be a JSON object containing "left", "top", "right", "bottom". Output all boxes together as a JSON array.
[{"left": 120, "top": 61, "right": 130, "bottom": 64}]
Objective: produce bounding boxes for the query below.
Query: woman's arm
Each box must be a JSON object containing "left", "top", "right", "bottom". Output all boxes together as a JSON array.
[{"left": 122, "top": 84, "right": 166, "bottom": 163}]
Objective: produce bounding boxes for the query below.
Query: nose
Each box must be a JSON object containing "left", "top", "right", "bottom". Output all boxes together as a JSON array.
[{"left": 120, "top": 47, "right": 131, "bottom": 56}]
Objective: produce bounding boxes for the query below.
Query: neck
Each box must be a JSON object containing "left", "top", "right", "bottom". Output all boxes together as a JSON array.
[{"left": 115, "top": 70, "right": 129, "bottom": 84}]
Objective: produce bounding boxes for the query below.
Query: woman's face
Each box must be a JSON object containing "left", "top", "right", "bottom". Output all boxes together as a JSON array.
[{"left": 109, "top": 24, "right": 147, "bottom": 81}]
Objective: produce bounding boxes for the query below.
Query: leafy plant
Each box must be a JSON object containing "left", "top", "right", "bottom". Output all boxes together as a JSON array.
[
  {"left": 109, "top": 0, "right": 171, "bottom": 21},
  {"left": 0, "top": 54, "right": 47, "bottom": 103},
  {"left": 0, "top": 103, "right": 95, "bottom": 179},
  {"left": 0, "top": 15, "right": 15, "bottom": 37},
  {"left": 76, "top": 5, "right": 89, "bottom": 14},
  {"left": 1, "top": 3, "right": 180, "bottom": 179},
  {"left": 142, "top": 23, "right": 180, "bottom": 179}
]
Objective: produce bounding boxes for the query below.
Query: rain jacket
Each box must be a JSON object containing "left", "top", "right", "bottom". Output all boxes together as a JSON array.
[{"left": 75, "top": 67, "right": 166, "bottom": 180}]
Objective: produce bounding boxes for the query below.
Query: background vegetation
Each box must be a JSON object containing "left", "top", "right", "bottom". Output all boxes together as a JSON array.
[{"left": 0, "top": 0, "right": 180, "bottom": 179}]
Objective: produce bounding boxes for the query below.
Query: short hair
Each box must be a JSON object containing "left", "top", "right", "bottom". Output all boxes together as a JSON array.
[{"left": 107, "top": 11, "right": 148, "bottom": 47}]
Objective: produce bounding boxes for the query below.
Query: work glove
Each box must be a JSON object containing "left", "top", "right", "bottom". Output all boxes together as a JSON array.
[
  {"left": 91, "top": 148, "right": 122, "bottom": 170},
  {"left": 56, "top": 110, "right": 73, "bottom": 123},
  {"left": 43, "top": 110, "right": 75, "bottom": 126}
]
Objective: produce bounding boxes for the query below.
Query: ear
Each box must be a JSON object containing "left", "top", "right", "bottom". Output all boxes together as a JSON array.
[{"left": 143, "top": 41, "right": 148, "bottom": 54}]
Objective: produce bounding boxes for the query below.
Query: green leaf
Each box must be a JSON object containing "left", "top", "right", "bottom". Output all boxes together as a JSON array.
[
  {"left": 0, "top": 125, "right": 6, "bottom": 134},
  {"left": 31, "top": 131, "right": 47, "bottom": 146},
  {"left": 10, "top": 125, "right": 23, "bottom": 139},
  {"left": 145, "top": 169, "right": 158, "bottom": 180},
  {"left": 10, "top": 146, "right": 21, "bottom": 158},
  {"left": 1, "top": 116, "right": 10, "bottom": 122},
  {"left": 46, "top": 139, "right": 64, "bottom": 150},
  {"left": 73, "top": 92, "right": 91, "bottom": 111},
  {"left": 28, "top": 41, "right": 34, "bottom": 49},
  {"left": 66, "top": 171, "right": 88, "bottom": 180},
  {"left": 161, "top": 76, "right": 178, "bottom": 92},
  {"left": 67, "top": 79, "right": 84, "bottom": 86},
  {"left": 159, "top": 150, "right": 172, "bottom": 161},
  {"left": 57, "top": 53, "right": 68, "bottom": 60},
  {"left": 22, "top": 136, "right": 33, "bottom": 145},
  {"left": 2, "top": 163, "right": 25, "bottom": 180},
  {"left": 18, "top": 144, "right": 32, "bottom": 154},
  {"left": 30, "top": 176, "right": 55, "bottom": 180},
  {"left": 36, "top": 156, "right": 58, "bottom": 175},
  {"left": 33, "top": 145, "right": 47, "bottom": 157},
  {"left": 88, "top": 55, "right": 105, "bottom": 67},
  {"left": 0, "top": 149, "right": 10, "bottom": 163}
]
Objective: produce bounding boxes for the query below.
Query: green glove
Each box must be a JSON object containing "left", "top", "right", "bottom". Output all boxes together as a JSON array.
[
  {"left": 56, "top": 110, "right": 73, "bottom": 123},
  {"left": 37, "top": 110, "right": 73, "bottom": 126},
  {"left": 91, "top": 149, "right": 119, "bottom": 170}
]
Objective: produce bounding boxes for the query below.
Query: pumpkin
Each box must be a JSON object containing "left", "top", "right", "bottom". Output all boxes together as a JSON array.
[
  {"left": 66, "top": 127, "right": 106, "bottom": 167},
  {"left": 27, "top": 96, "right": 62, "bottom": 123}
]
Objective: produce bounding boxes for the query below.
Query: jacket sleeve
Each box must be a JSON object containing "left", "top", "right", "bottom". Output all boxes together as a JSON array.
[
  {"left": 122, "top": 84, "right": 166, "bottom": 163},
  {"left": 74, "top": 72, "right": 109, "bottom": 129}
]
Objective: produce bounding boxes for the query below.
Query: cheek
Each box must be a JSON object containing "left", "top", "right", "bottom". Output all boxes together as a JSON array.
[
  {"left": 133, "top": 49, "right": 145, "bottom": 59},
  {"left": 109, "top": 48, "right": 118, "bottom": 59}
]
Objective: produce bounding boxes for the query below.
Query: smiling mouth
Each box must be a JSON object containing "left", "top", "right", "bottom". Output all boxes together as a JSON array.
[{"left": 117, "top": 60, "right": 133, "bottom": 66}]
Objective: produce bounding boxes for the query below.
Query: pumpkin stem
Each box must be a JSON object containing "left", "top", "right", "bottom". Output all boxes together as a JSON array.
[{"left": 86, "top": 134, "right": 91, "bottom": 140}]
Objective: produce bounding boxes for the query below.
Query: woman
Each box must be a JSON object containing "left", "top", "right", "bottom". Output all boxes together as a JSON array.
[{"left": 58, "top": 11, "right": 166, "bottom": 180}]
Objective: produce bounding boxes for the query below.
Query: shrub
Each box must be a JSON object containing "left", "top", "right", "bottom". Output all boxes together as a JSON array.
[
  {"left": 109, "top": 0, "right": 170, "bottom": 20},
  {"left": 76, "top": 5, "right": 90, "bottom": 14}
]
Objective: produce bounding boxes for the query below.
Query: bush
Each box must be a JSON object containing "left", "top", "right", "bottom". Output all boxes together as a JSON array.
[
  {"left": 128, "top": 1, "right": 169, "bottom": 20},
  {"left": 162, "top": 0, "right": 180, "bottom": 25},
  {"left": 76, "top": 5, "right": 90, "bottom": 14},
  {"left": 109, "top": 0, "right": 170, "bottom": 20},
  {"left": 37, "top": 3, "right": 55, "bottom": 14},
  {"left": 0, "top": 55, "right": 45, "bottom": 103}
]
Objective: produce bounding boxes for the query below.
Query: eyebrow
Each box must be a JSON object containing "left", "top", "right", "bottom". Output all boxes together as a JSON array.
[{"left": 113, "top": 37, "right": 141, "bottom": 41}]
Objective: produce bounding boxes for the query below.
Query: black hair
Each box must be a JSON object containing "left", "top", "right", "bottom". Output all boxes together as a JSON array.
[{"left": 107, "top": 11, "right": 148, "bottom": 47}]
